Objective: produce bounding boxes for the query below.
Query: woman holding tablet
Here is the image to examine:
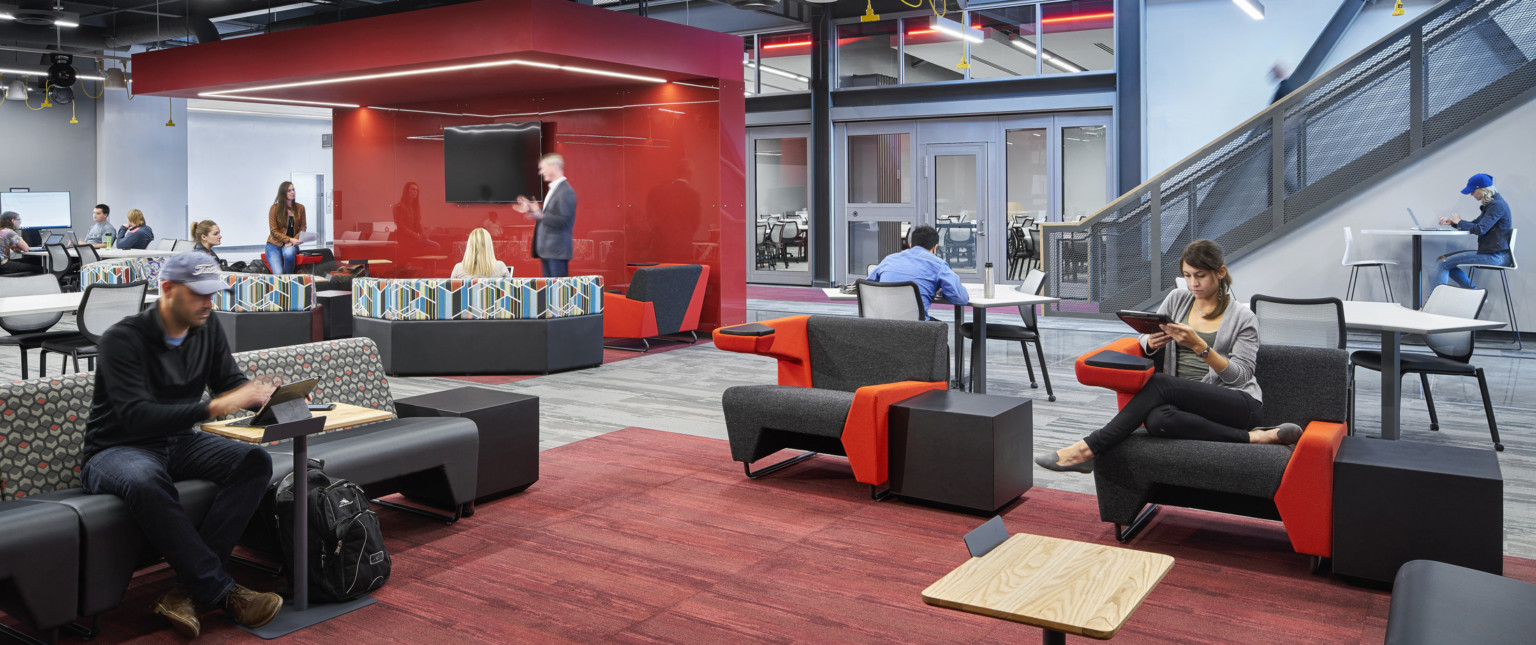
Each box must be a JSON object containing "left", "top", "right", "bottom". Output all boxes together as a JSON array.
[{"left": 1036, "top": 239, "right": 1301, "bottom": 473}]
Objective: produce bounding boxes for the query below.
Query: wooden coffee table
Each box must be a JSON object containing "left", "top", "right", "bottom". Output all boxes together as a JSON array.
[
  {"left": 201, "top": 402, "right": 393, "bottom": 441},
  {"left": 922, "top": 533, "right": 1173, "bottom": 643}
]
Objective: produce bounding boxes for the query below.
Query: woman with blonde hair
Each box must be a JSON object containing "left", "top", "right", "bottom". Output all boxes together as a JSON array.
[
  {"left": 115, "top": 209, "right": 155, "bottom": 249},
  {"left": 191, "top": 219, "right": 226, "bottom": 268},
  {"left": 451, "top": 228, "right": 510, "bottom": 278}
]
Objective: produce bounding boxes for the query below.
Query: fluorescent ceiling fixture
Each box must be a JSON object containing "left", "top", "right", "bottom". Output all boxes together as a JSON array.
[
  {"left": 211, "top": 2, "right": 316, "bottom": 23},
  {"left": 745, "top": 62, "right": 807, "bottom": 83},
  {"left": 202, "top": 95, "right": 358, "bottom": 108},
  {"left": 0, "top": 66, "right": 103, "bottom": 81},
  {"left": 673, "top": 80, "right": 718, "bottom": 90},
  {"left": 0, "top": 12, "right": 13, "bottom": 20},
  {"left": 658, "top": 108, "right": 684, "bottom": 114},
  {"left": 53, "top": 19, "right": 77, "bottom": 28},
  {"left": 187, "top": 106, "right": 332, "bottom": 119},
  {"left": 201, "top": 58, "right": 666, "bottom": 100},
  {"left": 1232, "top": 0, "right": 1265, "bottom": 20},
  {"left": 931, "top": 15, "right": 983, "bottom": 43},
  {"left": 1009, "top": 39, "right": 1085, "bottom": 73}
]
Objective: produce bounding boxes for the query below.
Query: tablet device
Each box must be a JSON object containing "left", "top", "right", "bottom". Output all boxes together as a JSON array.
[
  {"left": 227, "top": 378, "right": 319, "bottom": 427},
  {"left": 1116, "top": 310, "right": 1173, "bottom": 335}
]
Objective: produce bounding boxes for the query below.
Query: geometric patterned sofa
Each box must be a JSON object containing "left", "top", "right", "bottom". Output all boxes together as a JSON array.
[
  {"left": 0, "top": 337, "right": 477, "bottom": 634},
  {"left": 80, "top": 257, "right": 165, "bottom": 288},
  {"left": 211, "top": 273, "right": 316, "bottom": 352},
  {"left": 351, "top": 276, "right": 605, "bottom": 375}
]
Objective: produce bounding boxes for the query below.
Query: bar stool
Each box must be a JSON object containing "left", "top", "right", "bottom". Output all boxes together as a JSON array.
[
  {"left": 1343, "top": 227, "right": 1396, "bottom": 302},
  {"left": 1466, "top": 228, "right": 1520, "bottom": 349}
]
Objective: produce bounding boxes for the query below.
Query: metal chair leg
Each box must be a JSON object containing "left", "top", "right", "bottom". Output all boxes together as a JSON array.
[
  {"left": 1347, "top": 363, "right": 1357, "bottom": 434},
  {"left": 1501, "top": 271, "right": 1521, "bottom": 349},
  {"left": 744, "top": 451, "right": 817, "bottom": 479},
  {"left": 1475, "top": 368, "right": 1503, "bottom": 451},
  {"left": 1420, "top": 373, "right": 1438, "bottom": 431},
  {"left": 1020, "top": 340, "right": 1038, "bottom": 388},
  {"left": 1347, "top": 266, "right": 1358, "bottom": 300},
  {"left": 1033, "top": 338, "right": 1055, "bottom": 402},
  {"left": 1380, "top": 264, "right": 1395, "bottom": 303}
]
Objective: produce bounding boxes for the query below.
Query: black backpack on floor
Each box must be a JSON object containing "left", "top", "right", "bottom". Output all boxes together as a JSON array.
[{"left": 270, "top": 460, "right": 392, "bottom": 602}]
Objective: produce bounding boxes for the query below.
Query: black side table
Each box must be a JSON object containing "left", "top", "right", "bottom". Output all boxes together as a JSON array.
[
  {"left": 316, "top": 290, "right": 353, "bottom": 340},
  {"left": 395, "top": 387, "right": 540, "bottom": 501},
  {"left": 1332, "top": 437, "right": 1503, "bottom": 585},
  {"left": 889, "top": 390, "right": 1033, "bottom": 513}
]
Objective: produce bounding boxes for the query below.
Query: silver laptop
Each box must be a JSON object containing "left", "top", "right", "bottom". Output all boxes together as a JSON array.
[
  {"left": 1407, "top": 208, "right": 1454, "bottom": 231},
  {"left": 43, "top": 232, "right": 63, "bottom": 245}
]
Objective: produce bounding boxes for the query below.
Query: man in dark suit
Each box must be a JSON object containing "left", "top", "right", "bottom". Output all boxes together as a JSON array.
[{"left": 515, "top": 153, "right": 576, "bottom": 277}]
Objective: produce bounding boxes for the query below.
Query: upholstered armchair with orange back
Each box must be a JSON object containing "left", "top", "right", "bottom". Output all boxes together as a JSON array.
[
  {"left": 604, "top": 264, "right": 709, "bottom": 351},
  {"left": 1075, "top": 339, "right": 1349, "bottom": 570},
  {"left": 714, "top": 315, "right": 949, "bottom": 496}
]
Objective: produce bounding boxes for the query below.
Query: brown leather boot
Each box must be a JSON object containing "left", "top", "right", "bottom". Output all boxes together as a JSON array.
[
  {"left": 152, "top": 588, "right": 201, "bottom": 638},
  {"left": 223, "top": 584, "right": 283, "bottom": 628}
]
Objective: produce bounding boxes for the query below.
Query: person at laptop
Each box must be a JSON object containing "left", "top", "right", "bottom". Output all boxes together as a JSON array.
[
  {"left": 0, "top": 211, "right": 43, "bottom": 275},
  {"left": 1036, "top": 240, "right": 1301, "bottom": 474},
  {"left": 85, "top": 203, "right": 113, "bottom": 248},
  {"left": 81, "top": 252, "right": 284, "bottom": 637},
  {"left": 1434, "top": 173, "right": 1514, "bottom": 289},
  {"left": 866, "top": 225, "right": 969, "bottom": 320}
]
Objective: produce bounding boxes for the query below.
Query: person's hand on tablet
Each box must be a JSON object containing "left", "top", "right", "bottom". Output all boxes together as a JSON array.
[
  {"left": 1159, "top": 322, "right": 1204, "bottom": 351},
  {"left": 1145, "top": 331, "right": 1173, "bottom": 350}
]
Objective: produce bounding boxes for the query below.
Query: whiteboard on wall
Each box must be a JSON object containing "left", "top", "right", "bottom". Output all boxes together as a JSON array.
[{"left": 1, "top": 192, "right": 71, "bottom": 228}]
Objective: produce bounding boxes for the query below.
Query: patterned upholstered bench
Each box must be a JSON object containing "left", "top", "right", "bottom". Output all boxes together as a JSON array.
[
  {"left": 0, "top": 337, "right": 478, "bottom": 635},
  {"left": 80, "top": 257, "right": 165, "bottom": 288},
  {"left": 352, "top": 275, "right": 605, "bottom": 375},
  {"left": 212, "top": 273, "right": 317, "bottom": 351}
]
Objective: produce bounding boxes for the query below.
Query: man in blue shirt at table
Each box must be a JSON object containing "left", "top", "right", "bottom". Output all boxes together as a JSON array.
[
  {"left": 867, "top": 225, "right": 969, "bottom": 320},
  {"left": 1435, "top": 173, "right": 1514, "bottom": 289}
]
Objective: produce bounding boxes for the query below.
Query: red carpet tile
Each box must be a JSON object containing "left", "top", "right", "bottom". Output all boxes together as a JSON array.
[
  {"left": 20, "top": 427, "right": 1536, "bottom": 644},
  {"left": 440, "top": 341, "right": 694, "bottom": 385}
]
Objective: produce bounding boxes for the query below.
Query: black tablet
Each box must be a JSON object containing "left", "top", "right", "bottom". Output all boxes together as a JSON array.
[
  {"left": 229, "top": 378, "right": 320, "bottom": 427},
  {"left": 1116, "top": 310, "right": 1173, "bottom": 335}
]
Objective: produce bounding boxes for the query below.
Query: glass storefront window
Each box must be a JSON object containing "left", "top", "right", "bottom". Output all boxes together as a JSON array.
[
  {"left": 970, "top": 5, "right": 1039, "bottom": 80},
  {"left": 1062, "top": 125, "right": 1109, "bottom": 221},
  {"left": 754, "top": 138, "right": 810, "bottom": 273},
  {"left": 837, "top": 19, "right": 901, "bottom": 88},
  {"left": 757, "top": 31, "right": 813, "bottom": 95},
  {"left": 900, "top": 16, "right": 966, "bottom": 84},
  {"left": 1040, "top": 0, "right": 1115, "bottom": 75},
  {"left": 848, "top": 220, "right": 912, "bottom": 274},
  {"left": 847, "top": 133, "right": 911, "bottom": 204},
  {"left": 1006, "top": 128, "right": 1049, "bottom": 225}
]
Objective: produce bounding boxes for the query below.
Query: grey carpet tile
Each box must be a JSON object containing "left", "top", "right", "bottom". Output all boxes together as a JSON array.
[{"left": 5, "top": 295, "right": 1536, "bottom": 557}]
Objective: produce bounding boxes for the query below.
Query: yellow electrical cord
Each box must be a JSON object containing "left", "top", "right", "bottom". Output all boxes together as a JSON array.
[
  {"left": 27, "top": 81, "right": 48, "bottom": 110},
  {"left": 80, "top": 80, "right": 102, "bottom": 99},
  {"left": 70, "top": 100, "right": 77, "bottom": 124}
]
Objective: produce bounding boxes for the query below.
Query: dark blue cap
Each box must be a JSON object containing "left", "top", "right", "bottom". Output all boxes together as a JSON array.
[
  {"left": 159, "top": 251, "right": 231, "bottom": 294},
  {"left": 1461, "top": 173, "right": 1494, "bottom": 195}
]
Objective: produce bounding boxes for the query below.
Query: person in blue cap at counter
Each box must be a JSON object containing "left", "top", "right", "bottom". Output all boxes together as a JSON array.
[{"left": 1435, "top": 172, "right": 1514, "bottom": 289}]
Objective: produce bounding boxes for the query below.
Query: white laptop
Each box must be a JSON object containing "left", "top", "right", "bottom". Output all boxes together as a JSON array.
[{"left": 1407, "top": 208, "right": 1454, "bottom": 231}]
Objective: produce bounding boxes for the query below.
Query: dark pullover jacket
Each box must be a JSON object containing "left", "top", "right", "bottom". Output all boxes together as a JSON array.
[{"left": 84, "top": 306, "right": 247, "bottom": 462}]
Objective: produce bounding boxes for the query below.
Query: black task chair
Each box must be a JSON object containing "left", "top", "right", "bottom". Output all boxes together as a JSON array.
[
  {"left": 958, "top": 268, "right": 1054, "bottom": 401},
  {"left": 1348, "top": 285, "right": 1503, "bottom": 451},
  {"left": 855, "top": 279, "right": 925, "bottom": 321},
  {"left": 38, "top": 281, "right": 149, "bottom": 374},
  {"left": 43, "top": 243, "right": 79, "bottom": 291},
  {"left": 1250, "top": 295, "right": 1346, "bottom": 349},
  {"left": 0, "top": 274, "right": 78, "bottom": 379},
  {"left": 75, "top": 243, "right": 101, "bottom": 265}
]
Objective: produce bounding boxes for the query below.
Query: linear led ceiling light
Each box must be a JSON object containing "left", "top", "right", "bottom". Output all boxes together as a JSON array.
[
  {"left": 1232, "top": 0, "right": 1265, "bottom": 20},
  {"left": 1009, "top": 40, "right": 1085, "bottom": 73},
  {"left": 931, "top": 15, "right": 984, "bottom": 43},
  {"left": 1040, "top": 11, "right": 1114, "bottom": 24},
  {"left": 0, "top": 65, "right": 102, "bottom": 81},
  {"left": 744, "top": 61, "right": 807, "bottom": 83},
  {"left": 200, "top": 59, "right": 667, "bottom": 103},
  {"left": 211, "top": 2, "right": 316, "bottom": 23}
]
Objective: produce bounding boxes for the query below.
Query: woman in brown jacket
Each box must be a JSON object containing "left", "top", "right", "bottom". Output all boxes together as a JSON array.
[{"left": 265, "top": 181, "right": 307, "bottom": 274}]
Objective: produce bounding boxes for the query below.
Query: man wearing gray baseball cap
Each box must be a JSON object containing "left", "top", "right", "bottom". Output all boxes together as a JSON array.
[{"left": 80, "top": 252, "right": 285, "bottom": 637}]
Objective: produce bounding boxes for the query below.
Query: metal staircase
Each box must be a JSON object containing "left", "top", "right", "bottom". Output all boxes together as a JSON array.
[{"left": 1040, "top": 0, "right": 1536, "bottom": 315}]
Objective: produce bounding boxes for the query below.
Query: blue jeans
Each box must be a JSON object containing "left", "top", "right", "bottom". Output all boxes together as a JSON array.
[
  {"left": 265, "top": 242, "right": 298, "bottom": 274},
  {"left": 81, "top": 432, "right": 273, "bottom": 606},
  {"left": 1435, "top": 250, "right": 1512, "bottom": 290},
  {"left": 541, "top": 259, "right": 569, "bottom": 277}
]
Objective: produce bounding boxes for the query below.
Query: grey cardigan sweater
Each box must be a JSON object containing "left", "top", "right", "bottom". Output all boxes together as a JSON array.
[{"left": 1137, "top": 288, "right": 1263, "bottom": 403}]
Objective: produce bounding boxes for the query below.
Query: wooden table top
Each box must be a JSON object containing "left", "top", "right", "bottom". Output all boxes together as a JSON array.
[
  {"left": 201, "top": 402, "right": 394, "bottom": 443},
  {"left": 922, "top": 533, "right": 1174, "bottom": 640}
]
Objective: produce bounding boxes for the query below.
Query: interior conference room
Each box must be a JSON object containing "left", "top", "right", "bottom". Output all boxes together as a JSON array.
[{"left": 1, "top": 0, "right": 1533, "bottom": 642}]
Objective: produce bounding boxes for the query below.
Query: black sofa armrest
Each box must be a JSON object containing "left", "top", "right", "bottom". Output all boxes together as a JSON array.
[
  {"left": 1085, "top": 349, "right": 1155, "bottom": 371},
  {"left": 718, "top": 323, "right": 775, "bottom": 337}
]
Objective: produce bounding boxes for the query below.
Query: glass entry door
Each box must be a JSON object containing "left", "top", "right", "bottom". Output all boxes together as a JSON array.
[
  {"left": 747, "top": 127, "right": 812, "bottom": 285},
  {"left": 923, "top": 143, "right": 988, "bottom": 277}
]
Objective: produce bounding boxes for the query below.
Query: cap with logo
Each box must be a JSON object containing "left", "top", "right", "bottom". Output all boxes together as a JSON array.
[
  {"left": 1461, "top": 173, "right": 1494, "bottom": 195},
  {"left": 160, "top": 251, "right": 232, "bottom": 295}
]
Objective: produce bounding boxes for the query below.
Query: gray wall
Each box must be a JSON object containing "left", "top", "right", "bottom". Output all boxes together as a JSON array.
[
  {"left": 1234, "top": 95, "right": 1536, "bottom": 330},
  {"left": 96, "top": 92, "right": 188, "bottom": 243},
  {"left": 0, "top": 92, "right": 98, "bottom": 235}
]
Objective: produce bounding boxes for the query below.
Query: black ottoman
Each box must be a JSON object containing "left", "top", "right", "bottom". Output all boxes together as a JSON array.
[
  {"left": 1332, "top": 437, "right": 1502, "bottom": 585},
  {"left": 214, "top": 310, "right": 316, "bottom": 351},
  {"left": 395, "top": 387, "right": 540, "bottom": 501},
  {"left": 888, "top": 390, "right": 1032, "bottom": 513},
  {"left": 1385, "top": 560, "right": 1536, "bottom": 645},
  {"left": 317, "top": 290, "right": 353, "bottom": 339}
]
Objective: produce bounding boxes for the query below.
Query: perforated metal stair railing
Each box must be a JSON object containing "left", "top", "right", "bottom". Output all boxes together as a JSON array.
[{"left": 1041, "top": 0, "right": 1536, "bottom": 315}]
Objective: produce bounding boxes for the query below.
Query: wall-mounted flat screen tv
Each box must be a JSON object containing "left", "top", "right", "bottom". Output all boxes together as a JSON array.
[
  {"left": 0, "top": 191, "right": 71, "bottom": 228},
  {"left": 444, "top": 122, "right": 543, "bottom": 203}
]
